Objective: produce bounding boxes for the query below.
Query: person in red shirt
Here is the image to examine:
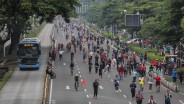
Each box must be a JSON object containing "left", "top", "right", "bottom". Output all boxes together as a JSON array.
[
  {"left": 155, "top": 73, "right": 161, "bottom": 92},
  {"left": 142, "top": 64, "right": 146, "bottom": 77},
  {"left": 138, "top": 63, "right": 143, "bottom": 76},
  {"left": 119, "top": 64, "right": 124, "bottom": 80}
]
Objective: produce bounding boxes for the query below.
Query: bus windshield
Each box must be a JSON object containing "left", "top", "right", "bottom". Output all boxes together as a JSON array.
[{"left": 18, "top": 44, "right": 39, "bottom": 58}]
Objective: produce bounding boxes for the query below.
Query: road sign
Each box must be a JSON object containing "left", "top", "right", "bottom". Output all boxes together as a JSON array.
[{"left": 125, "top": 14, "right": 143, "bottom": 26}]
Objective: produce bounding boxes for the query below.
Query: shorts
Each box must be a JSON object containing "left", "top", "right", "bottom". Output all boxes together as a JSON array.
[{"left": 156, "top": 82, "right": 160, "bottom": 86}]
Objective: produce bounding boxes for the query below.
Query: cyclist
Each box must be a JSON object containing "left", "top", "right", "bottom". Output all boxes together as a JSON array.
[
  {"left": 164, "top": 90, "right": 172, "bottom": 104},
  {"left": 46, "top": 65, "right": 56, "bottom": 79},
  {"left": 114, "top": 75, "right": 120, "bottom": 93},
  {"left": 74, "top": 74, "right": 79, "bottom": 91},
  {"left": 70, "top": 61, "right": 74, "bottom": 76}
]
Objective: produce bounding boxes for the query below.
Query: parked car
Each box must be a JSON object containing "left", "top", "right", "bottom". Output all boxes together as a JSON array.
[{"left": 126, "top": 38, "right": 141, "bottom": 44}]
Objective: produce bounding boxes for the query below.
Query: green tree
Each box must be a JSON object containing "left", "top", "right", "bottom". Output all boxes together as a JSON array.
[
  {"left": 0, "top": 0, "right": 80, "bottom": 54},
  {"left": 159, "top": 0, "right": 184, "bottom": 54}
]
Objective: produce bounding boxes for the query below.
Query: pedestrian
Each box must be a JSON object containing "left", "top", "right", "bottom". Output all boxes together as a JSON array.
[
  {"left": 171, "top": 68, "right": 177, "bottom": 83},
  {"left": 108, "top": 58, "right": 111, "bottom": 72},
  {"left": 95, "top": 54, "right": 99, "bottom": 63},
  {"left": 130, "top": 81, "right": 137, "bottom": 100},
  {"left": 155, "top": 73, "right": 161, "bottom": 92},
  {"left": 114, "top": 75, "right": 120, "bottom": 93},
  {"left": 119, "top": 64, "right": 124, "bottom": 80},
  {"left": 95, "top": 62, "right": 99, "bottom": 73},
  {"left": 89, "top": 62, "right": 93, "bottom": 73},
  {"left": 135, "top": 90, "right": 144, "bottom": 104},
  {"left": 132, "top": 69, "right": 137, "bottom": 82},
  {"left": 147, "top": 95, "right": 156, "bottom": 104},
  {"left": 93, "top": 79, "right": 99, "bottom": 99},
  {"left": 164, "top": 90, "right": 172, "bottom": 104},
  {"left": 179, "top": 71, "right": 183, "bottom": 85},
  {"left": 99, "top": 62, "right": 103, "bottom": 79},
  {"left": 148, "top": 74, "right": 154, "bottom": 92},
  {"left": 138, "top": 75, "right": 145, "bottom": 93}
]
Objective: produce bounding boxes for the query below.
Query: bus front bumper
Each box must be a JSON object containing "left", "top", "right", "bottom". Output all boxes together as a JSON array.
[{"left": 19, "top": 64, "right": 40, "bottom": 69}]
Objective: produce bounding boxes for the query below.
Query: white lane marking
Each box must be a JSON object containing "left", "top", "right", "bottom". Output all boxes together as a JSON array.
[
  {"left": 76, "top": 65, "right": 78, "bottom": 67},
  {"left": 79, "top": 71, "right": 80, "bottom": 74},
  {"left": 63, "top": 63, "right": 66, "bottom": 65},
  {"left": 119, "top": 89, "right": 122, "bottom": 92},
  {"left": 179, "top": 100, "right": 184, "bottom": 104},
  {"left": 87, "top": 95, "right": 89, "bottom": 98},
  {"left": 89, "top": 101, "right": 91, "bottom": 104},
  {"left": 66, "top": 86, "right": 70, "bottom": 90},
  {"left": 80, "top": 75, "right": 82, "bottom": 78},
  {"left": 129, "top": 102, "right": 132, "bottom": 104},
  {"left": 75, "top": 63, "right": 77, "bottom": 64},
  {"left": 111, "top": 79, "right": 113, "bottom": 82},
  {"left": 108, "top": 75, "right": 110, "bottom": 78},
  {"left": 123, "top": 95, "right": 126, "bottom": 98},
  {"left": 99, "top": 85, "right": 103, "bottom": 89},
  {"left": 84, "top": 89, "right": 86, "bottom": 92},
  {"left": 179, "top": 92, "right": 184, "bottom": 96},
  {"left": 77, "top": 68, "right": 79, "bottom": 70},
  {"left": 49, "top": 79, "right": 53, "bottom": 104}
]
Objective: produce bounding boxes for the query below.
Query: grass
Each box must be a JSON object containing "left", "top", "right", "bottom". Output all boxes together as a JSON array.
[
  {"left": 27, "top": 22, "right": 46, "bottom": 38},
  {"left": 0, "top": 71, "right": 13, "bottom": 90},
  {"left": 129, "top": 43, "right": 164, "bottom": 61}
]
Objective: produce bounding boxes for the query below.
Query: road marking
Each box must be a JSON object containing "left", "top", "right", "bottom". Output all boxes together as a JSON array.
[
  {"left": 119, "top": 89, "right": 122, "bottom": 92},
  {"left": 99, "top": 85, "right": 103, "bottom": 89},
  {"left": 63, "top": 63, "right": 66, "bottom": 65},
  {"left": 49, "top": 79, "right": 53, "bottom": 104},
  {"left": 79, "top": 71, "right": 80, "bottom": 74},
  {"left": 66, "top": 86, "right": 70, "bottom": 90},
  {"left": 84, "top": 89, "right": 86, "bottom": 92},
  {"left": 123, "top": 95, "right": 126, "bottom": 98},
  {"left": 179, "top": 92, "right": 184, "bottom": 96},
  {"left": 111, "top": 79, "right": 113, "bottom": 82},
  {"left": 80, "top": 75, "right": 82, "bottom": 78},
  {"left": 77, "top": 68, "right": 79, "bottom": 70},
  {"left": 129, "top": 102, "right": 132, "bottom": 104},
  {"left": 89, "top": 101, "right": 91, "bottom": 104},
  {"left": 87, "top": 95, "right": 89, "bottom": 98},
  {"left": 108, "top": 75, "right": 110, "bottom": 78},
  {"left": 75, "top": 63, "right": 77, "bottom": 64},
  {"left": 76, "top": 65, "right": 78, "bottom": 67},
  {"left": 179, "top": 100, "right": 184, "bottom": 104}
]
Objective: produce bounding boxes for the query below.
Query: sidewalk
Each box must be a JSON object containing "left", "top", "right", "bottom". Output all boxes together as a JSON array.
[{"left": 152, "top": 67, "right": 184, "bottom": 94}]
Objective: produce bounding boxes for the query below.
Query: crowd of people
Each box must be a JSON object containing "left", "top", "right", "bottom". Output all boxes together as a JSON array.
[{"left": 46, "top": 17, "right": 173, "bottom": 104}]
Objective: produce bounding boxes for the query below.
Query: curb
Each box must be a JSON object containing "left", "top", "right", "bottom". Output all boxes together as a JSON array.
[{"left": 42, "top": 74, "right": 48, "bottom": 104}]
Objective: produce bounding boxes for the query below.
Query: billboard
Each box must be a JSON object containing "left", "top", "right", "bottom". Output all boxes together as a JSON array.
[{"left": 125, "top": 14, "right": 143, "bottom": 26}]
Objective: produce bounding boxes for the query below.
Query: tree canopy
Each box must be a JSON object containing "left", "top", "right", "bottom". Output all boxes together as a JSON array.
[
  {"left": 86, "top": 0, "right": 184, "bottom": 46},
  {"left": 0, "top": 0, "right": 80, "bottom": 54}
]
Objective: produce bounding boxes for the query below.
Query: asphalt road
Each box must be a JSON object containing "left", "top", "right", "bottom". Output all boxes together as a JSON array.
[
  {"left": 0, "top": 24, "right": 53, "bottom": 104},
  {"left": 50, "top": 18, "right": 184, "bottom": 104}
]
